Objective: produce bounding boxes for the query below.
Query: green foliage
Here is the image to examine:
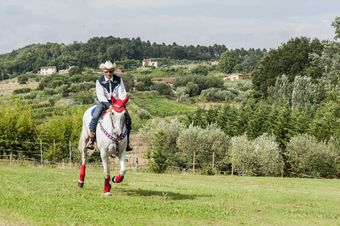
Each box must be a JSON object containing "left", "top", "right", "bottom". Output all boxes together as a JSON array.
[
  {"left": 68, "top": 66, "right": 82, "bottom": 75},
  {"left": 13, "top": 88, "right": 31, "bottom": 94},
  {"left": 132, "top": 92, "right": 195, "bottom": 117},
  {"left": 174, "top": 75, "right": 223, "bottom": 96},
  {"left": 0, "top": 37, "right": 229, "bottom": 74},
  {"left": 230, "top": 134, "right": 283, "bottom": 176},
  {"left": 176, "top": 124, "right": 229, "bottom": 171},
  {"left": 135, "top": 75, "right": 152, "bottom": 91},
  {"left": 219, "top": 48, "right": 265, "bottom": 73},
  {"left": 37, "top": 109, "right": 83, "bottom": 162},
  {"left": 332, "top": 16, "right": 340, "bottom": 39},
  {"left": 151, "top": 83, "right": 173, "bottom": 96},
  {"left": 148, "top": 131, "right": 170, "bottom": 173},
  {"left": 219, "top": 50, "right": 243, "bottom": 73},
  {"left": 17, "top": 75, "right": 29, "bottom": 84},
  {"left": 0, "top": 100, "right": 37, "bottom": 158},
  {"left": 286, "top": 134, "right": 339, "bottom": 178},
  {"left": 191, "top": 65, "right": 210, "bottom": 76},
  {"left": 308, "top": 101, "right": 340, "bottom": 141},
  {"left": 121, "top": 73, "right": 134, "bottom": 92},
  {"left": 252, "top": 37, "right": 323, "bottom": 98}
]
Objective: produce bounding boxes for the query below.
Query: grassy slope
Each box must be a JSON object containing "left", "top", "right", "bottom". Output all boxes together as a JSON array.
[
  {"left": 0, "top": 164, "right": 339, "bottom": 226},
  {"left": 0, "top": 78, "right": 39, "bottom": 96}
]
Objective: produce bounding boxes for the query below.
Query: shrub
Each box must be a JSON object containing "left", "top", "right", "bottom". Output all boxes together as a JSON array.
[
  {"left": 140, "top": 118, "right": 186, "bottom": 168},
  {"left": 286, "top": 134, "right": 339, "bottom": 178},
  {"left": 13, "top": 88, "right": 31, "bottom": 94},
  {"left": 43, "top": 88, "right": 57, "bottom": 96},
  {"left": 177, "top": 124, "right": 229, "bottom": 171},
  {"left": 17, "top": 75, "right": 29, "bottom": 84},
  {"left": 148, "top": 131, "right": 169, "bottom": 173},
  {"left": 69, "top": 82, "right": 95, "bottom": 93},
  {"left": 230, "top": 134, "right": 283, "bottom": 176},
  {"left": 68, "top": 66, "right": 82, "bottom": 75},
  {"left": 135, "top": 82, "right": 147, "bottom": 91},
  {"left": 138, "top": 109, "right": 151, "bottom": 119},
  {"left": 151, "top": 83, "right": 173, "bottom": 96},
  {"left": 23, "top": 92, "right": 37, "bottom": 99}
]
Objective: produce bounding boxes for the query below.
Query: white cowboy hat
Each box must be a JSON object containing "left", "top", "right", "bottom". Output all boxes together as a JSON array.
[{"left": 99, "top": 61, "right": 116, "bottom": 70}]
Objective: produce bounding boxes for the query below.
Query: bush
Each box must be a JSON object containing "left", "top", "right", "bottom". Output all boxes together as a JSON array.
[
  {"left": 69, "top": 66, "right": 82, "bottom": 75},
  {"left": 177, "top": 124, "right": 229, "bottom": 171},
  {"left": 151, "top": 83, "right": 173, "bottom": 96},
  {"left": 69, "top": 82, "right": 95, "bottom": 93},
  {"left": 13, "top": 88, "right": 31, "bottom": 94},
  {"left": 286, "top": 134, "right": 339, "bottom": 178},
  {"left": 138, "top": 109, "right": 151, "bottom": 119},
  {"left": 191, "top": 65, "right": 210, "bottom": 76},
  {"left": 135, "top": 82, "right": 148, "bottom": 91},
  {"left": 17, "top": 75, "right": 29, "bottom": 84},
  {"left": 43, "top": 88, "right": 57, "bottom": 96},
  {"left": 140, "top": 118, "right": 186, "bottom": 168},
  {"left": 148, "top": 131, "right": 170, "bottom": 173},
  {"left": 23, "top": 92, "right": 37, "bottom": 100},
  {"left": 230, "top": 134, "right": 283, "bottom": 176}
]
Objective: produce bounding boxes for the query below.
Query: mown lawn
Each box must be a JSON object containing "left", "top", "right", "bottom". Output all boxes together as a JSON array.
[{"left": 0, "top": 163, "right": 339, "bottom": 226}]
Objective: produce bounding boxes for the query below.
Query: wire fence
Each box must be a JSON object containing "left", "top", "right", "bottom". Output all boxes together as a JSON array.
[{"left": 0, "top": 137, "right": 148, "bottom": 170}]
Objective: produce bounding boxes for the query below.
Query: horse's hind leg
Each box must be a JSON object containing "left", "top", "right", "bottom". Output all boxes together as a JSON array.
[
  {"left": 101, "top": 149, "right": 111, "bottom": 195},
  {"left": 78, "top": 129, "right": 88, "bottom": 188},
  {"left": 78, "top": 147, "right": 87, "bottom": 188}
]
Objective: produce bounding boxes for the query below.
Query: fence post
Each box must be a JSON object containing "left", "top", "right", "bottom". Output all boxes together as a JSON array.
[
  {"left": 53, "top": 139, "right": 56, "bottom": 153},
  {"left": 212, "top": 152, "right": 215, "bottom": 169},
  {"left": 40, "top": 139, "right": 43, "bottom": 164},
  {"left": 69, "top": 140, "right": 72, "bottom": 166},
  {"left": 192, "top": 151, "right": 196, "bottom": 173}
]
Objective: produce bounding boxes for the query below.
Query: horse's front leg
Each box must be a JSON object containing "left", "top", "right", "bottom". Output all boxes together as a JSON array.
[
  {"left": 112, "top": 143, "right": 126, "bottom": 183},
  {"left": 100, "top": 148, "right": 111, "bottom": 196}
]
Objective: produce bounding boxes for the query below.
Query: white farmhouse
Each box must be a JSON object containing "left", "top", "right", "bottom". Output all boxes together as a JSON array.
[
  {"left": 39, "top": 66, "right": 57, "bottom": 75},
  {"left": 142, "top": 59, "right": 158, "bottom": 68}
]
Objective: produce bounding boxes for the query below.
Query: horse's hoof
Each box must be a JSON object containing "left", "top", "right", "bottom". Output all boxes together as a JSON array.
[
  {"left": 104, "top": 192, "right": 112, "bottom": 196},
  {"left": 78, "top": 180, "right": 84, "bottom": 188},
  {"left": 112, "top": 175, "right": 124, "bottom": 183}
]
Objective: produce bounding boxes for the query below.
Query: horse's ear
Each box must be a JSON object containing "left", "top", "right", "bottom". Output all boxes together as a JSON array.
[
  {"left": 111, "top": 96, "right": 116, "bottom": 104},
  {"left": 121, "top": 96, "right": 129, "bottom": 106}
]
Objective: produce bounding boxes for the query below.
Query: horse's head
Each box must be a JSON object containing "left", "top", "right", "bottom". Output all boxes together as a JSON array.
[{"left": 109, "top": 97, "right": 129, "bottom": 138}]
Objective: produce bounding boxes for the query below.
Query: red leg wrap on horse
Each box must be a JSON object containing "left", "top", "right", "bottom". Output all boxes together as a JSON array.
[
  {"left": 114, "top": 175, "right": 124, "bottom": 183},
  {"left": 104, "top": 176, "right": 111, "bottom": 193},
  {"left": 79, "top": 164, "right": 86, "bottom": 182}
]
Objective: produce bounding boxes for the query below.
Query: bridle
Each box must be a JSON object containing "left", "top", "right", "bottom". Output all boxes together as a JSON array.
[{"left": 98, "top": 109, "right": 128, "bottom": 154}]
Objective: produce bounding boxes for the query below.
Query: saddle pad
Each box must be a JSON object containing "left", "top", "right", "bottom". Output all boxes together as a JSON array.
[{"left": 91, "top": 106, "right": 96, "bottom": 117}]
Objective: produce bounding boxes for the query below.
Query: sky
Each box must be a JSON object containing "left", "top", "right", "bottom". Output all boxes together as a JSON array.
[{"left": 0, "top": 0, "right": 339, "bottom": 54}]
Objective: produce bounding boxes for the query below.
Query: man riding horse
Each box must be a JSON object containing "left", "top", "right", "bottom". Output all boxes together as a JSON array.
[{"left": 86, "top": 60, "right": 132, "bottom": 151}]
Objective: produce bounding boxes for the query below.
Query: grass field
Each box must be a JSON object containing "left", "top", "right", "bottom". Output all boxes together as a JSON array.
[{"left": 0, "top": 163, "right": 339, "bottom": 226}]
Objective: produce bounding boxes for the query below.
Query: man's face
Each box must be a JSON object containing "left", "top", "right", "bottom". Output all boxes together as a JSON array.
[{"left": 103, "top": 69, "right": 113, "bottom": 79}]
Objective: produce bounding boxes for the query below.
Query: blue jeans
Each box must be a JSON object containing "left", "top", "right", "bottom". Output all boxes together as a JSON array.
[{"left": 89, "top": 102, "right": 107, "bottom": 132}]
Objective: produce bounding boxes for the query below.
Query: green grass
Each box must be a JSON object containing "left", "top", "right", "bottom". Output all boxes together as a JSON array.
[{"left": 0, "top": 163, "right": 339, "bottom": 226}]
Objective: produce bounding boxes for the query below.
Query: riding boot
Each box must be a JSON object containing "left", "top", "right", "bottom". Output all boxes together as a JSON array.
[{"left": 86, "top": 131, "right": 96, "bottom": 150}]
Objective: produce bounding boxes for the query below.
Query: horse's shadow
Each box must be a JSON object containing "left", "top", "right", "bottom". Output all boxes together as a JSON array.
[{"left": 118, "top": 188, "right": 208, "bottom": 200}]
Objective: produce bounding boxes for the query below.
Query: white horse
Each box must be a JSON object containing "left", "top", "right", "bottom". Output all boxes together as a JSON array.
[{"left": 77, "top": 97, "right": 128, "bottom": 195}]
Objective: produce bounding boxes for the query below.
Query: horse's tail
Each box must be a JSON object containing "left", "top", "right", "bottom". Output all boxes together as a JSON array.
[{"left": 78, "top": 125, "right": 88, "bottom": 152}]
